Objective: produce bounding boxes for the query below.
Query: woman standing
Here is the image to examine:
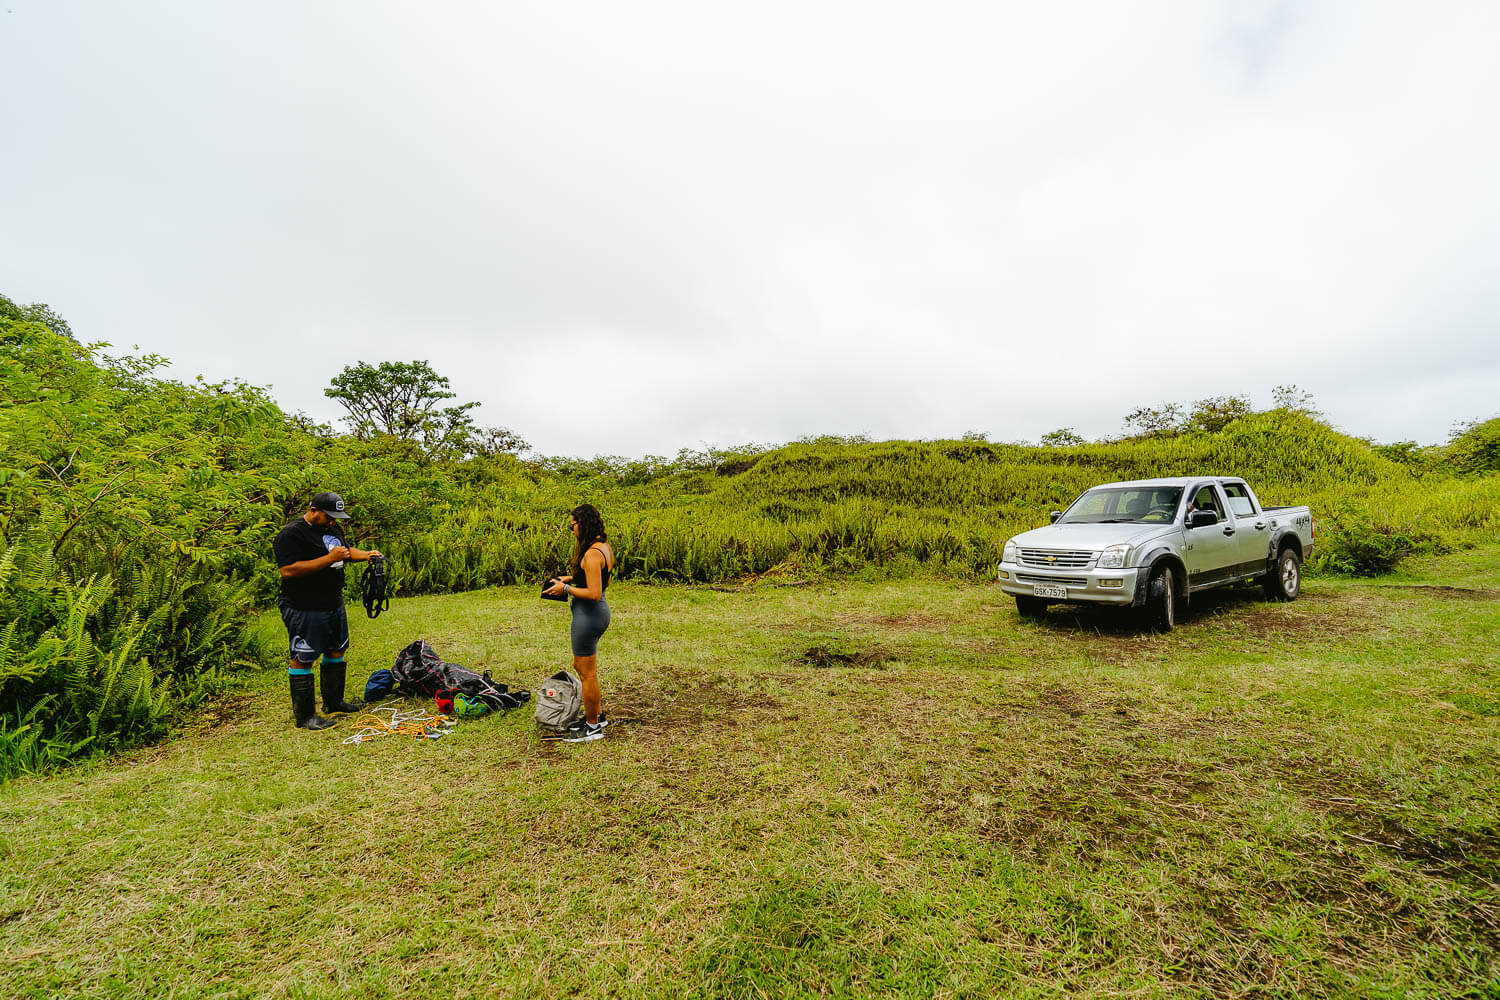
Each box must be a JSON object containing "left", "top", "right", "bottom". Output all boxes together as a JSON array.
[{"left": 543, "top": 503, "right": 614, "bottom": 742}]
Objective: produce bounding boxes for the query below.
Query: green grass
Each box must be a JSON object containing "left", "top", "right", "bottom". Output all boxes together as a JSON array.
[{"left": 2, "top": 546, "right": 1498, "bottom": 998}]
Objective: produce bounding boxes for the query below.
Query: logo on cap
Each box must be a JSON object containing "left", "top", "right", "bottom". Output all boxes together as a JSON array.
[{"left": 311, "top": 491, "right": 350, "bottom": 518}]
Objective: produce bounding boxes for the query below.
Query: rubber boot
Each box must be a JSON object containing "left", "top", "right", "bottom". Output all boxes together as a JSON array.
[
  {"left": 320, "top": 659, "right": 364, "bottom": 714},
  {"left": 290, "top": 672, "right": 336, "bottom": 730}
]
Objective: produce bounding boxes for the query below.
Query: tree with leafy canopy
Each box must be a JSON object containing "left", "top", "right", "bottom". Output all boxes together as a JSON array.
[
  {"left": 1122, "top": 402, "right": 1184, "bottom": 438},
  {"left": 324, "top": 360, "right": 526, "bottom": 460},
  {"left": 1184, "top": 394, "right": 1252, "bottom": 433},
  {"left": 1272, "top": 384, "right": 1322, "bottom": 418},
  {"left": 0, "top": 293, "right": 75, "bottom": 341},
  {"left": 1040, "top": 427, "right": 1084, "bottom": 447}
]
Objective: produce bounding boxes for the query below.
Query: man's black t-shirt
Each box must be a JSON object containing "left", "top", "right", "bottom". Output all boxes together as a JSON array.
[{"left": 274, "top": 518, "right": 347, "bottom": 610}]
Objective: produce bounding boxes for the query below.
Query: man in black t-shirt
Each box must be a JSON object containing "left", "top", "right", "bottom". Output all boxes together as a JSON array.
[{"left": 273, "top": 491, "right": 382, "bottom": 730}]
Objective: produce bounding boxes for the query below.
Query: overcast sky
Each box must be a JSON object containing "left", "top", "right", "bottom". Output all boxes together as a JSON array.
[{"left": 3, "top": 1, "right": 1498, "bottom": 456}]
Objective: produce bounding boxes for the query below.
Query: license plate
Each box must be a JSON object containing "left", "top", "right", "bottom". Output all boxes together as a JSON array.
[{"left": 1033, "top": 583, "right": 1068, "bottom": 600}]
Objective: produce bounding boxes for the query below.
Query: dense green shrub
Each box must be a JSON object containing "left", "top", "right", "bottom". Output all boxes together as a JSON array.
[
  {"left": 0, "top": 543, "right": 277, "bottom": 781},
  {"left": 1312, "top": 505, "right": 1445, "bottom": 576}
]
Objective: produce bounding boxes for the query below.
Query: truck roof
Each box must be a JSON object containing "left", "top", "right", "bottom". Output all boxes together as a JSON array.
[{"left": 1087, "top": 476, "right": 1241, "bottom": 489}]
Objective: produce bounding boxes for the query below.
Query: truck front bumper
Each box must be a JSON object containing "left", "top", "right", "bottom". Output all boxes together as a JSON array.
[{"left": 996, "top": 562, "right": 1144, "bottom": 607}]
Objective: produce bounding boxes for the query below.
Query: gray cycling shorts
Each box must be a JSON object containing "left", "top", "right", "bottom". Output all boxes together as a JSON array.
[{"left": 569, "top": 598, "right": 611, "bottom": 657}]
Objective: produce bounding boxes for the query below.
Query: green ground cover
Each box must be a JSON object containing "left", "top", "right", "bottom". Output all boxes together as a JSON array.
[{"left": 2, "top": 546, "right": 1497, "bottom": 998}]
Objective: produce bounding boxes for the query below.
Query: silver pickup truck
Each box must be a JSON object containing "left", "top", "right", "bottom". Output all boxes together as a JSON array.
[{"left": 996, "top": 476, "right": 1313, "bottom": 630}]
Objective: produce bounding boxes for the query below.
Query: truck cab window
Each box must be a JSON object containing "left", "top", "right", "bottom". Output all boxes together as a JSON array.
[
  {"left": 1189, "top": 485, "right": 1224, "bottom": 520},
  {"left": 1223, "top": 482, "right": 1255, "bottom": 517}
]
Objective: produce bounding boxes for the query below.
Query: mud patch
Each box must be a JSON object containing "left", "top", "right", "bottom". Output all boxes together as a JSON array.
[
  {"left": 186, "top": 693, "right": 256, "bottom": 731},
  {"left": 1039, "top": 683, "right": 1086, "bottom": 718},
  {"left": 924, "top": 746, "right": 1224, "bottom": 862},
  {"left": 796, "top": 644, "right": 892, "bottom": 669},
  {"left": 1378, "top": 584, "right": 1500, "bottom": 600},
  {"left": 1233, "top": 592, "right": 1382, "bottom": 641},
  {"left": 610, "top": 674, "right": 786, "bottom": 731},
  {"left": 922, "top": 737, "right": 1500, "bottom": 975},
  {"left": 831, "top": 610, "right": 955, "bottom": 632},
  {"left": 1342, "top": 817, "right": 1500, "bottom": 887}
]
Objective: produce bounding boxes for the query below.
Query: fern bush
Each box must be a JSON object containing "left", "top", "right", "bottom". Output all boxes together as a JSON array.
[{"left": 0, "top": 540, "right": 270, "bottom": 781}]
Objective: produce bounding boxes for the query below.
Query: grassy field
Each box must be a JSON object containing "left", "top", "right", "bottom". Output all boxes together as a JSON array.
[{"left": 2, "top": 546, "right": 1498, "bottom": 998}]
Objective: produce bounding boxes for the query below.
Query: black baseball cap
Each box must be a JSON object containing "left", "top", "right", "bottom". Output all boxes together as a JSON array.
[{"left": 310, "top": 492, "right": 350, "bottom": 519}]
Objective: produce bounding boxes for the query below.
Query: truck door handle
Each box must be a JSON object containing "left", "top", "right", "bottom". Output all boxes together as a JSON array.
[
  {"left": 1254, "top": 521, "right": 1266, "bottom": 530},
  {"left": 1222, "top": 525, "right": 1234, "bottom": 535}
]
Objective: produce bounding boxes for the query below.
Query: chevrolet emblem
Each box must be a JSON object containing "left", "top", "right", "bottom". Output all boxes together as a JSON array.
[{"left": 1046, "top": 555, "right": 1056, "bottom": 563}]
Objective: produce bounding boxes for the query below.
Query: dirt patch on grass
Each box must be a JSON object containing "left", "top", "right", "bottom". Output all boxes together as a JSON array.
[
  {"left": 922, "top": 735, "right": 1500, "bottom": 980},
  {"left": 1038, "top": 683, "right": 1086, "bottom": 718},
  {"left": 1025, "top": 586, "right": 1393, "bottom": 651},
  {"left": 900, "top": 673, "right": 1500, "bottom": 976},
  {"left": 831, "top": 610, "right": 956, "bottom": 632},
  {"left": 796, "top": 644, "right": 893, "bottom": 669},
  {"left": 949, "top": 750, "right": 1221, "bottom": 855},
  {"left": 184, "top": 693, "right": 258, "bottom": 732},
  {"left": 610, "top": 674, "right": 786, "bottom": 732},
  {"left": 1350, "top": 819, "right": 1500, "bottom": 884},
  {"left": 1213, "top": 588, "right": 1392, "bottom": 646},
  {"left": 1378, "top": 584, "right": 1500, "bottom": 600}
]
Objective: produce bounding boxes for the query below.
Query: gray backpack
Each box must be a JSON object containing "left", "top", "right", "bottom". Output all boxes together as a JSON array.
[{"left": 534, "top": 670, "right": 583, "bottom": 730}]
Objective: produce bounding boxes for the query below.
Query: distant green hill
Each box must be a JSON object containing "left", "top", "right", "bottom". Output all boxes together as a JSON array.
[{"left": 392, "top": 410, "right": 1500, "bottom": 591}]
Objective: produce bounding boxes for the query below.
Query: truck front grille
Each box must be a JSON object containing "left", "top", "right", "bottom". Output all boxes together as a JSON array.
[
  {"left": 1016, "top": 573, "right": 1088, "bottom": 587},
  {"left": 1019, "top": 548, "right": 1095, "bottom": 569}
]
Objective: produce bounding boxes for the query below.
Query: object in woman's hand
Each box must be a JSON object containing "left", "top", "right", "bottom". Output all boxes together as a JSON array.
[{"left": 541, "top": 579, "right": 567, "bottom": 602}]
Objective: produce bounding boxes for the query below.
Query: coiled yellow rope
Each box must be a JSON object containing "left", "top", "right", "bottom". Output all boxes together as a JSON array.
[{"left": 341, "top": 700, "right": 457, "bottom": 745}]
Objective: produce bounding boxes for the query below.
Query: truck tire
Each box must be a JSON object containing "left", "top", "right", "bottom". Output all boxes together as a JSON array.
[
  {"left": 1263, "top": 547, "right": 1301, "bottom": 601},
  {"left": 1146, "top": 565, "right": 1176, "bottom": 632},
  {"left": 1015, "top": 596, "right": 1048, "bottom": 620}
]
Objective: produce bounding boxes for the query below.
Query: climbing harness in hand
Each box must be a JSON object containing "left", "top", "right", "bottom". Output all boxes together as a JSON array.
[
  {"left": 361, "top": 554, "right": 390, "bottom": 619},
  {"left": 341, "top": 700, "right": 456, "bottom": 745}
]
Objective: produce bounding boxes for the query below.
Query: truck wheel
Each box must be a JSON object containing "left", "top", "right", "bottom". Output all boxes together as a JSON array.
[
  {"left": 1263, "top": 547, "right": 1301, "bottom": 602},
  {"left": 1016, "top": 596, "right": 1048, "bottom": 620},
  {"left": 1146, "top": 566, "right": 1176, "bottom": 632}
]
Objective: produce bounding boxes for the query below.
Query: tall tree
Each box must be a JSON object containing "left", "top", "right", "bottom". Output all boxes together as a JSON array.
[{"left": 324, "top": 360, "right": 526, "bottom": 459}]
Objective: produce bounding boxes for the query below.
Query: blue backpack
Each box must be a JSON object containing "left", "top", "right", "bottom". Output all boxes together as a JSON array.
[{"left": 364, "top": 668, "right": 395, "bottom": 702}]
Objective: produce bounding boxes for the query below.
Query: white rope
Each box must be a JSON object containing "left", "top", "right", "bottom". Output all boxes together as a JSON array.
[{"left": 340, "top": 698, "right": 458, "bottom": 745}]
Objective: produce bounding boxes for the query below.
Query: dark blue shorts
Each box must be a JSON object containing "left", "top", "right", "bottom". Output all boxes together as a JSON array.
[
  {"left": 569, "top": 598, "right": 610, "bottom": 657},
  {"left": 279, "top": 604, "right": 351, "bottom": 663}
]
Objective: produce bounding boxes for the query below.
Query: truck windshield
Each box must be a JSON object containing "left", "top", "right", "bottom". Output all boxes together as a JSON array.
[{"left": 1059, "top": 486, "right": 1185, "bottom": 525}]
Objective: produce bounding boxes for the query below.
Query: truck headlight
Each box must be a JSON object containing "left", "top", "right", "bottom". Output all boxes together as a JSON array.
[
  {"left": 1097, "top": 544, "right": 1130, "bottom": 569},
  {"left": 1002, "top": 539, "right": 1019, "bottom": 565}
]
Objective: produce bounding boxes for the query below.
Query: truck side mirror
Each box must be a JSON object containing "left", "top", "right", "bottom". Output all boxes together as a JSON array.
[
  {"left": 1049, "top": 511, "right": 1062, "bottom": 524},
  {"left": 1188, "top": 509, "right": 1219, "bottom": 529}
]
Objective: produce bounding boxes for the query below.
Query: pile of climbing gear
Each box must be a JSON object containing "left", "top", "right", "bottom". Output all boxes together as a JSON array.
[
  {"left": 341, "top": 700, "right": 456, "bottom": 745},
  {"left": 389, "top": 639, "right": 530, "bottom": 711},
  {"left": 361, "top": 554, "right": 390, "bottom": 619},
  {"left": 344, "top": 642, "right": 530, "bottom": 746}
]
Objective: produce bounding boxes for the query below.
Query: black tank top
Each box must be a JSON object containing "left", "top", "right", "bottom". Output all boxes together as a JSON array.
[{"left": 577, "top": 543, "right": 612, "bottom": 595}]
